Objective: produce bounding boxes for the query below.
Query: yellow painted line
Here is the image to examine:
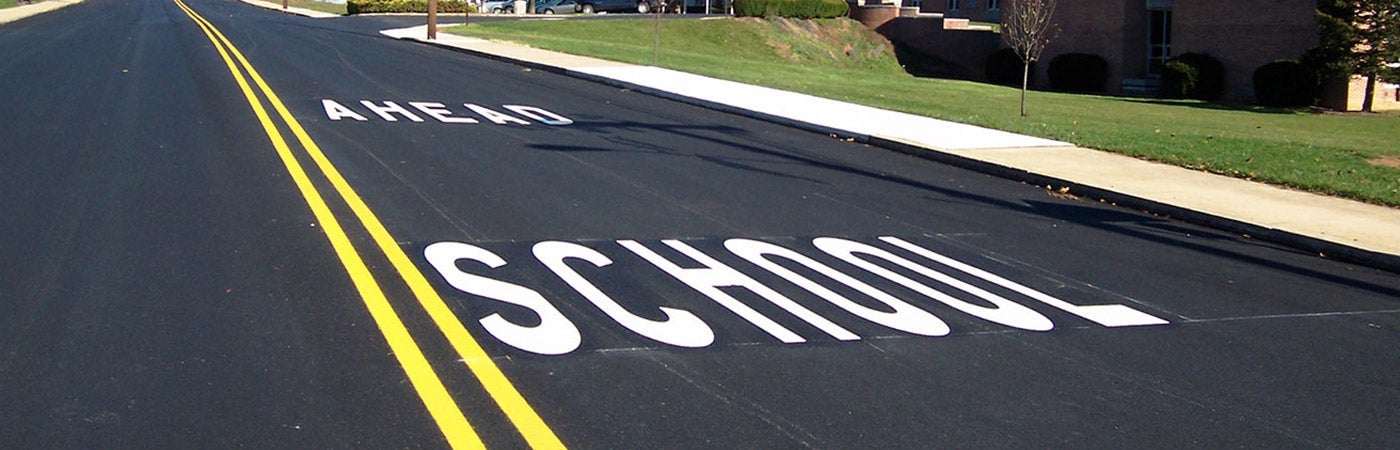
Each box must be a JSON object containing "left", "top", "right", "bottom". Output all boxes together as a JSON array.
[
  {"left": 175, "top": 1, "right": 565, "bottom": 448},
  {"left": 196, "top": 14, "right": 569, "bottom": 450},
  {"left": 171, "top": 1, "right": 486, "bottom": 448}
]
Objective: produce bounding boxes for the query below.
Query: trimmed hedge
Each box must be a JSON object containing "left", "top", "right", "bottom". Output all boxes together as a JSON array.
[
  {"left": 732, "top": 0, "right": 848, "bottom": 19},
  {"left": 1162, "top": 52, "right": 1224, "bottom": 100},
  {"left": 984, "top": 48, "right": 1030, "bottom": 87},
  {"left": 1048, "top": 53, "right": 1108, "bottom": 93},
  {"left": 347, "top": 0, "right": 474, "bottom": 14},
  {"left": 1253, "top": 60, "right": 1316, "bottom": 107}
]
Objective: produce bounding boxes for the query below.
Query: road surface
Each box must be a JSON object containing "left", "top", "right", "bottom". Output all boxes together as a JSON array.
[{"left": 1, "top": 0, "right": 1397, "bottom": 447}]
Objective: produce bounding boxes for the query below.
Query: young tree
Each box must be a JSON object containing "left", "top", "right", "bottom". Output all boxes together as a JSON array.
[{"left": 1001, "top": 0, "right": 1059, "bottom": 116}]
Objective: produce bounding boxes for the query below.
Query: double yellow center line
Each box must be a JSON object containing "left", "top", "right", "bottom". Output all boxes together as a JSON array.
[{"left": 171, "top": 1, "right": 564, "bottom": 448}]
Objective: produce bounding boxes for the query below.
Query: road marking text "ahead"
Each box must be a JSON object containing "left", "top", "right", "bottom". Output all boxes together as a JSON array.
[{"left": 323, "top": 99, "right": 574, "bottom": 126}]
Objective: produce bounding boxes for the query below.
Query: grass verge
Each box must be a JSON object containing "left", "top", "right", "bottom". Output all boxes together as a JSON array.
[
  {"left": 284, "top": 0, "right": 346, "bottom": 15},
  {"left": 446, "top": 17, "right": 1400, "bottom": 207}
]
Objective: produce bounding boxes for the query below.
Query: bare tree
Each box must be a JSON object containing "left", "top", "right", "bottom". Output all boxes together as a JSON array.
[{"left": 1001, "top": 0, "right": 1059, "bottom": 116}]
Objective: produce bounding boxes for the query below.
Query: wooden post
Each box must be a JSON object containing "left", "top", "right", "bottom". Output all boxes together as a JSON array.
[{"left": 427, "top": 0, "right": 438, "bottom": 39}]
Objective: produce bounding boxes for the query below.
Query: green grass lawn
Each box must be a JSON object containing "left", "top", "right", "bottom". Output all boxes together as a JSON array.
[
  {"left": 968, "top": 20, "right": 1001, "bottom": 32},
  {"left": 1, "top": 0, "right": 27, "bottom": 9},
  {"left": 446, "top": 17, "right": 1400, "bottom": 207},
  {"left": 285, "top": 0, "right": 346, "bottom": 15}
]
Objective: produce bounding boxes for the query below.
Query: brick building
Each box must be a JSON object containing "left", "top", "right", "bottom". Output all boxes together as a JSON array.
[{"left": 925, "top": 0, "right": 1320, "bottom": 101}]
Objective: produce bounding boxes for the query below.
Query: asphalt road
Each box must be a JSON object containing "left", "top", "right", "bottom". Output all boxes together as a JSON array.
[{"left": 2, "top": 0, "right": 1398, "bottom": 448}]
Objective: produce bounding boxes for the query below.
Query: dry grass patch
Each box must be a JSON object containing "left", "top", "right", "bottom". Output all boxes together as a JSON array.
[{"left": 1370, "top": 156, "right": 1400, "bottom": 170}]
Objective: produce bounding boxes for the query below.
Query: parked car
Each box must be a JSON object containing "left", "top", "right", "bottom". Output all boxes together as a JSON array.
[
  {"left": 482, "top": 0, "right": 514, "bottom": 13},
  {"left": 574, "top": 0, "right": 661, "bottom": 14},
  {"left": 535, "top": 0, "right": 577, "bottom": 14}
]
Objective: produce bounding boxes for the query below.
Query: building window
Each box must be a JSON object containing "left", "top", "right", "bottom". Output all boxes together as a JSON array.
[
  {"left": 947, "top": 0, "right": 959, "bottom": 10},
  {"left": 1147, "top": 9, "right": 1172, "bottom": 75},
  {"left": 987, "top": 0, "right": 997, "bottom": 9}
]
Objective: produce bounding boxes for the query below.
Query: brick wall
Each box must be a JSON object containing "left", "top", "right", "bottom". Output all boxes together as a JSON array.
[
  {"left": 998, "top": 0, "right": 1314, "bottom": 99},
  {"left": 1321, "top": 76, "right": 1400, "bottom": 111},
  {"left": 1032, "top": 0, "right": 1143, "bottom": 94},
  {"left": 876, "top": 17, "right": 1000, "bottom": 80},
  {"left": 920, "top": 0, "right": 1000, "bottom": 21},
  {"left": 1173, "top": 0, "right": 1317, "bottom": 101},
  {"left": 895, "top": 0, "right": 1319, "bottom": 101},
  {"left": 851, "top": 4, "right": 902, "bottom": 29}
]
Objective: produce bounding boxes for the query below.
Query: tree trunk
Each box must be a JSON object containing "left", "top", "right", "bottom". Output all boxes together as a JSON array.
[
  {"left": 1020, "top": 61, "right": 1030, "bottom": 117},
  {"left": 1362, "top": 74, "right": 1377, "bottom": 112}
]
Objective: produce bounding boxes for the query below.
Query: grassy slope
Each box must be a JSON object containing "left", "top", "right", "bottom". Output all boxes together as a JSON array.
[{"left": 446, "top": 18, "right": 1400, "bottom": 206}]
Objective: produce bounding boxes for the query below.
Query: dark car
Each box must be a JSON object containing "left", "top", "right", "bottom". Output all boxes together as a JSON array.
[{"left": 575, "top": 0, "right": 661, "bottom": 14}]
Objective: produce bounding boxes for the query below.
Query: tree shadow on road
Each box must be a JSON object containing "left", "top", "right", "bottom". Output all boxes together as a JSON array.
[{"left": 533, "top": 119, "right": 1400, "bottom": 299}]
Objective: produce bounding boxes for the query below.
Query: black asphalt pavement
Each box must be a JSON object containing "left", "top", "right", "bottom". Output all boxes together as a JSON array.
[{"left": 2, "top": 0, "right": 1397, "bottom": 448}]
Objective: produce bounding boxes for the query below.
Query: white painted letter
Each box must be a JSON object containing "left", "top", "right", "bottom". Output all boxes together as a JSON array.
[
  {"left": 534, "top": 241, "right": 714, "bottom": 348},
  {"left": 620, "top": 239, "right": 858, "bottom": 343},
  {"left": 503, "top": 105, "right": 574, "bottom": 125},
  {"left": 725, "top": 239, "right": 950, "bottom": 337},
  {"left": 409, "top": 101, "right": 479, "bottom": 124},
  {"left": 360, "top": 100, "right": 425, "bottom": 122},
  {"left": 424, "top": 242, "right": 581, "bottom": 355},
  {"left": 322, "top": 99, "right": 368, "bottom": 121},
  {"left": 465, "top": 104, "right": 531, "bottom": 125},
  {"left": 814, "top": 237, "right": 1055, "bottom": 331},
  {"left": 879, "top": 237, "right": 1169, "bottom": 327}
]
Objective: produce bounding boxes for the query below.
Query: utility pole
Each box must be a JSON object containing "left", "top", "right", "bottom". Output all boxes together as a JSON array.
[
  {"left": 427, "top": 0, "right": 438, "bottom": 39},
  {"left": 653, "top": 4, "right": 661, "bottom": 65}
]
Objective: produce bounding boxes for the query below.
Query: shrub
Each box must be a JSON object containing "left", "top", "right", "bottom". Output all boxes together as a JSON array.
[
  {"left": 984, "top": 48, "right": 1030, "bottom": 87},
  {"left": 1161, "top": 59, "right": 1197, "bottom": 98},
  {"left": 1047, "top": 53, "right": 1109, "bottom": 93},
  {"left": 733, "top": 0, "right": 848, "bottom": 19},
  {"left": 1161, "top": 52, "right": 1224, "bottom": 100},
  {"left": 1253, "top": 60, "right": 1316, "bottom": 107},
  {"left": 348, "top": 0, "right": 474, "bottom": 14}
]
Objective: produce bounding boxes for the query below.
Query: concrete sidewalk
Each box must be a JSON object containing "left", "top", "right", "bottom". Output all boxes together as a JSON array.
[
  {"left": 0, "top": 0, "right": 85, "bottom": 25},
  {"left": 379, "top": 23, "right": 1400, "bottom": 271}
]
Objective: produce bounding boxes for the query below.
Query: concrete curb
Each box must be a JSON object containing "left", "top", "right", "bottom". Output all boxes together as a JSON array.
[
  {"left": 868, "top": 136, "right": 1400, "bottom": 273},
  {"left": 386, "top": 34, "right": 860, "bottom": 140},
  {"left": 394, "top": 35, "right": 856, "bottom": 141},
  {"left": 387, "top": 31, "right": 1400, "bottom": 274}
]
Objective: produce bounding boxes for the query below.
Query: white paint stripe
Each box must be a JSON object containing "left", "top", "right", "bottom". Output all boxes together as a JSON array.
[
  {"left": 1180, "top": 309, "right": 1400, "bottom": 324},
  {"left": 879, "top": 236, "right": 1170, "bottom": 327}
]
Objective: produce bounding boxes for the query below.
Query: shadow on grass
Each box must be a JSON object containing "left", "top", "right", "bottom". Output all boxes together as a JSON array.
[
  {"left": 1120, "top": 98, "right": 1307, "bottom": 115},
  {"left": 891, "top": 44, "right": 979, "bottom": 81}
]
